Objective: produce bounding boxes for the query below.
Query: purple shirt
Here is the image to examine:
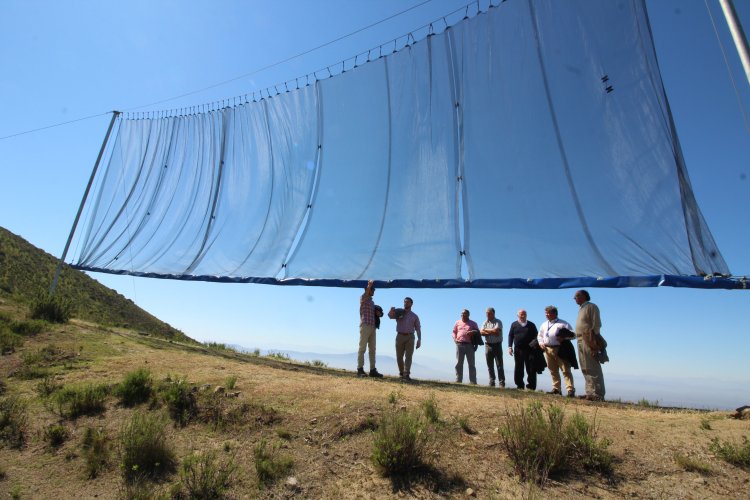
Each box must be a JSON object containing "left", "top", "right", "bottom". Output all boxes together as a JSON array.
[
  {"left": 388, "top": 309, "right": 421, "bottom": 336},
  {"left": 453, "top": 319, "right": 479, "bottom": 343}
]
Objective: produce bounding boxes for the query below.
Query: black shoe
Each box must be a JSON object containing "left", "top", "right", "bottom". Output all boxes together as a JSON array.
[
  {"left": 566, "top": 390, "right": 575, "bottom": 398},
  {"left": 369, "top": 369, "right": 383, "bottom": 378},
  {"left": 401, "top": 374, "right": 411, "bottom": 381},
  {"left": 489, "top": 380, "right": 496, "bottom": 387},
  {"left": 547, "top": 389, "right": 561, "bottom": 395},
  {"left": 356, "top": 367, "right": 366, "bottom": 377},
  {"left": 499, "top": 381, "right": 506, "bottom": 388}
]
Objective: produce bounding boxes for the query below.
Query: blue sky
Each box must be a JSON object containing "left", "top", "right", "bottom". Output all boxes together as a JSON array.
[{"left": 1, "top": 0, "right": 748, "bottom": 409}]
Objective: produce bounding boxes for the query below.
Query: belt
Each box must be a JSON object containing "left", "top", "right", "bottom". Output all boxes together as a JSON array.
[{"left": 397, "top": 332, "right": 413, "bottom": 335}]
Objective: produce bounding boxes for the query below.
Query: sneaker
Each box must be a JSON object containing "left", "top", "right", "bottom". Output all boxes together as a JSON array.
[
  {"left": 401, "top": 374, "right": 411, "bottom": 381},
  {"left": 566, "top": 390, "right": 575, "bottom": 398},
  {"left": 499, "top": 381, "right": 506, "bottom": 389},
  {"left": 489, "top": 380, "right": 496, "bottom": 387},
  {"left": 547, "top": 389, "right": 562, "bottom": 395},
  {"left": 356, "top": 367, "right": 366, "bottom": 377},
  {"left": 369, "top": 369, "right": 384, "bottom": 378}
]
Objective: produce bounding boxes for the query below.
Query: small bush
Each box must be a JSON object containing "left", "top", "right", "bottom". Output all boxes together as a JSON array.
[
  {"left": 116, "top": 368, "right": 153, "bottom": 407},
  {"left": 307, "top": 359, "right": 327, "bottom": 368},
  {"left": 179, "top": 450, "right": 237, "bottom": 498},
  {"left": 265, "top": 351, "right": 290, "bottom": 361},
  {"left": 710, "top": 436, "right": 750, "bottom": 469},
  {"left": 637, "top": 398, "right": 659, "bottom": 408},
  {"left": 457, "top": 415, "right": 475, "bottom": 435},
  {"left": 11, "top": 319, "right": 47, "bottom": 336},
  {"left": 161, "top": 378, "right": 197, "bottom": 427},
  {"left": 53, "top": 383, "right": 109, "bottom": 419},
  {"left": 254, "top": 438, "right": 293, "bottom": 485},
  {"left": 387, "top": 390, "right": 400, "bottom": 405},
  {"left": 44, "top": 423, "right": 68, "bottom": 448},
  {"left": 120, "top": 412, "right": 176, "bottom": 482},
  {"left": 0, "top": 327, "right": 22, "bottom": 355},
  {"left": 252, "top": 349, "right": 260, "bottom": 357},
  {"left": 564, "top": 412, "right": 613, "bottom": 474},
  {"left": 14, "top": 364, "right": 50, "bottom": 380},
  {"left": 82, "top": 427, "right": 111, "bottom": 479},
  {"left": 699, "top": 418, "right": 712, "bottom": 431},
  {"left": 224, "top": 375, "right": 237, "bottom": 390},
  {"left": 499, "top": 402, "right": 613, "bottom": 484},
  {"left": 30, "top": 294, "right": 72, "bottom": 323},
  {"left": 372, "top": 409, "right": 430, "bottom": 476},
  {"left": 421, "top": 394, "right": 440, "bottom": 423},
  {"left": 674, "top": 452, "right": 712, "bottom": 475},
  {"left": 276, "top": 428, "right": 292, "bottom": 440},
  {"left": 0, "top": 396, "right": 28, "bottom": 448},
  {"left": 36, "top": 375, "right": 63, "bottom": 397}
]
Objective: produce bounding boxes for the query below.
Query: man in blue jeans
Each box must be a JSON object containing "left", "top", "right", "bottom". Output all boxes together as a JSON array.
[{"left": 481, "top": 307, "right": 505, "bottom": 388}]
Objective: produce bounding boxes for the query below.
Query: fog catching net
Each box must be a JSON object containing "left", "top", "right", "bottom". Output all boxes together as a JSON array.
[{"left": 69, "top": 0, "right": 735, "bottom": 289}]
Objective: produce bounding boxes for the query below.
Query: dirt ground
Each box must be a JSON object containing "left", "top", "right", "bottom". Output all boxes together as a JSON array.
[{"left": 1, "top": 319, "right": 749, "bottom": 499}]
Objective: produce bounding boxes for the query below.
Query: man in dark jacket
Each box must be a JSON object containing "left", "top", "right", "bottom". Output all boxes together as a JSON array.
[{"left": 507, "top": 309, "right": 539, "bottom": 390}]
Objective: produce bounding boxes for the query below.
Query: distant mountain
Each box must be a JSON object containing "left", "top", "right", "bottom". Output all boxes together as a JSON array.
[
  {"left": 229, "top": 345, "right": 452, "bottom": 381},
  {"left": 0, "top": 226, "right": 192, "bottom": 342}
]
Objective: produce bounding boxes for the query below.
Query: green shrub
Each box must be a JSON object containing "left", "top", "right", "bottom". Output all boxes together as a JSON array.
[
  {"left": 116, "top": 368, "right": 153, "bottom": 407},
  {"left": 14, "top": 364, "right": 50, "bottom": 380},
  {"left": 387, "top": 390, "right": 400, "bottom": 404},
  {"left": 700, "top": 418, "right": 712, "bottom": 431},
  {"left": 372, "top": 409, "right": 430, "bottom": 476},
  {"left": 224, "top": 375, "right": 237, "bottom": 390},
  {"left": 36, "top": 375, "right": 63, "bottom": 397},
  {"left": 674, "top": 452, "right": 712, "bottom": 475},
  {"left": 30, "top": 293, "right": 72, "bottom": 323},
  {"left": 564, "top": 412, "right": 613, "bottom": 474},
  {"left": 179, "top": 450, "right": 237, "bottom": 498},
  {"left": 636, "top": 398, "right": 659, "bottom": 408},
  {"left": 254, "top": 438, "right": 293, "bottom": 485},
  {"left": 499, "top": 402, "right": 613, "bottom": 484},
  {"left": 421, "top": 394, "right": 440, "bottom": 423},
  {"left": 44, "top": 423, "right": 68, "bottom": 448},
  {"left": 457, "top": 415, "right": 475, "bottom": 435},
  {"left": 82, "top": 427, "right": 111, "bottom": 479},
  {"left": 160, "top": 378, "right": 197, "bottom": 427},
  {"left": 710, "top": 436, "right": 750, "bottom": 468},
  {"left": 53, "top": 383, "right": 109, "bottom": 419},
  {"left": 0, "top": 326, "right": 22, "bottom": 355},
  {"left": 306, "top": 359, "right": 327, "bottom": 367},
  {"left": 0, "top": 395, "right": 28, "bottom": 449},
  {"left": 11, "top": 319, "right": 47, "bottom": 336},
  {"left": 265, "top": 351, "right": 289, "bottom": 361},
  {"left": 120, "top": 412, "right": 176, "bottom": 482},
  {"left": 276, "top": 428, "right": 292, "bottom": 440}
]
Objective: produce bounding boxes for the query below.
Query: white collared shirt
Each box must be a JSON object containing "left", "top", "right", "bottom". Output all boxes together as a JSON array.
[{"left": 537, "top": 318, "right": 573, "bottom": 347}]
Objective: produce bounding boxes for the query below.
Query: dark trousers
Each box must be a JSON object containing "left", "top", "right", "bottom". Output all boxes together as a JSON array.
[
  {"left": 485, "top": 343, "right": 505, "bottom": 384},
  {"left": 513, "top": 346, "right": 536, "bottom": 390}
]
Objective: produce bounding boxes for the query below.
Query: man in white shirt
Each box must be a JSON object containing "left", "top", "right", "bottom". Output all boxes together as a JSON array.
[{"left": 537, "top": 305, "right": 575, "bottom": 397}]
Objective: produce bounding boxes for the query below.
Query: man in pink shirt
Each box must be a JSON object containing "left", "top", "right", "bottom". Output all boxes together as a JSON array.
[
  {"left": 453, "top": 309, "right": 479, "bottom": 384},
  {"left": 388, "top": 297, "right": 421, "bottom": 381}
]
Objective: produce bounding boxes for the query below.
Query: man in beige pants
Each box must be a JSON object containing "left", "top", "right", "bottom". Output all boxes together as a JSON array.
[
  {"left": 575, "top": 289, "right": 606, "bottom": 401},
  {"left": 388, "top": 297, "right": 422, "bottom": 381}
]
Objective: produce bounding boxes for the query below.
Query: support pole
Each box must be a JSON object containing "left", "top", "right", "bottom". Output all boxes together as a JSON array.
[
  {"left": 719, "top": 0, "right": 750, "bottom": 88},
  {"left": 49, "top": 111, "right": 121, "bottom": 295}
]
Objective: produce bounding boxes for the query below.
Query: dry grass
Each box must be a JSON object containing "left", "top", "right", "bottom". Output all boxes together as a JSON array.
[{"left": 1, "top": 313, "right": 750, "bottom": 498}]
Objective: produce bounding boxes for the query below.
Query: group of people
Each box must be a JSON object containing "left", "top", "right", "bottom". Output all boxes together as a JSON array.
[{"left": 356, "top": 281, "right": 607, "bottom": 401}]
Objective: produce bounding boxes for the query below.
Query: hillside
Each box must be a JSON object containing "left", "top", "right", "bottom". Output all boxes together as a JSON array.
[
  {"left": 1, "top": 297, "right": 749, "bottom": 498},
  {"left": 0, "top": 226, "right": 191, "bottom": 342}
]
